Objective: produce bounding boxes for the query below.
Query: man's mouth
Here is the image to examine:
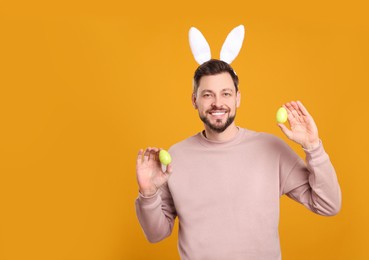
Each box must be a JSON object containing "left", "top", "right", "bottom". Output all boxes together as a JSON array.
[{"left": 209, "top": 110, "right": 228, "bottom": 117}]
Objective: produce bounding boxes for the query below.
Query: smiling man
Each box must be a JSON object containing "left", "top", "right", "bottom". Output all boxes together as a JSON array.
[
  {"left": 135, "top": 59, "right": 341, "bottom": 260},
  {"left": 193, "top": 61, "right": 240, "bottom": 140}
]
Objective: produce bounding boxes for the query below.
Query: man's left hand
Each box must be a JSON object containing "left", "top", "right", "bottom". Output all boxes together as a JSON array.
[{"left": 277, "top": 100, "right": 320, "bottom": 150}]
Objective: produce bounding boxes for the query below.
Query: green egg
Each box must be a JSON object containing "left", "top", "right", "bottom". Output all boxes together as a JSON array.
[
  {"left": 276, "top": 107, "right": 288, "bottom": 123},
  {"left": 159, "top": 150, "right": 172, "bottom": 165}
]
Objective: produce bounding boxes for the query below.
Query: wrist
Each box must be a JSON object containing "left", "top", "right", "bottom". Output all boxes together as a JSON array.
[
  {"left": 302, "top": 140, "right": 320, "bottom": 151},
  {"left": 139, "top": 188, "right": 158, "bottom": 197}
]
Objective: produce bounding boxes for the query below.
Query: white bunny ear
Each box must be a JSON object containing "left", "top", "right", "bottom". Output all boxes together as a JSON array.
[
  {"left": 189, "top": 27, "right": 212, "bottom": 65},
  {"left": 220, "top": 25, "right": 245, "bottom": 64}
]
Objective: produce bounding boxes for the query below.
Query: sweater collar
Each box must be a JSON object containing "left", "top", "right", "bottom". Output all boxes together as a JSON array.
[{"left": 198, "top": 127, "right": 247, "bottom": 148}]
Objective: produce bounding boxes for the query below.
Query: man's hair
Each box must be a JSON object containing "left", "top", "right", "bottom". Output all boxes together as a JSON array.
[{"left": 193, "top": 59, "right": 239, "bottom": 95}]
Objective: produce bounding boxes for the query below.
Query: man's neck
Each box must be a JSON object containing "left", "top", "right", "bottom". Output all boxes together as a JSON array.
[{"left": 203, "top": 124, "right": 239, "bottom": 142}]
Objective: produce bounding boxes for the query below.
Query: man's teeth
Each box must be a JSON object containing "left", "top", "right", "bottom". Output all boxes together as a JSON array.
[{"left": 211, "top": 111, "right": 226, "bottom": 115}]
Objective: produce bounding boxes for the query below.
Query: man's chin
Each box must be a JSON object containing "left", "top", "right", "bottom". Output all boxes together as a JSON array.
[
  {"left": 200, "top": 115, "right": 236, "bottom": 133},
  {"left": 208, "top": 124, "right": 229, "bottom": 133}
]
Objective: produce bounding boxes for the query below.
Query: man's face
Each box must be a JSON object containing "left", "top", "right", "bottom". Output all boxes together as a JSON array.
[{"left": 192, "top": 72, "right": 241, "bottom": 133}]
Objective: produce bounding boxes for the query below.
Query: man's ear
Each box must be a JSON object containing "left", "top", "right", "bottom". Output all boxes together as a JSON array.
[
  {"left": 236, "top": 91, "right": 241, "bottom": 108},
  {"left": 192, "top": 93, "right": 198, "bottom": 109}
]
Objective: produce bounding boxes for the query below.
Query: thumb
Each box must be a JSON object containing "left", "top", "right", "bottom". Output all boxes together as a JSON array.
[
  {"left": 161, "top": 164, "right": 173, "bottom": 183},
  {"left": 277, "top": 123, "right": 292, "bottom": 139},
  {"left": 165, "top": 164, "right": 173, "bottom": 176}
]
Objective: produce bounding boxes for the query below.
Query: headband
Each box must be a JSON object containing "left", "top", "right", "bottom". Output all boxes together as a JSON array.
[{"left": 188, "top": 25, "right": 245, "bottom": 65}]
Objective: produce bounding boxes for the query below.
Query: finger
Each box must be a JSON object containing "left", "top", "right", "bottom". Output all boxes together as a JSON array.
[
  {"left": 290, "top": 101, "right": 302, "bottom": 117},
  {"left": 157, "top": 147, "right": 164, "bottom": 162},
  {"left": 137, "top": 149, "right": 143, "bottom": 164},
  {"left": 283, "top": 102, "right": 293, "bottom": 115},
  {"left": 286, "top": 101, "right": 302, "bottom": 120},
  {"left": 149, "top": 149, "right": 157, "bottom": 161},
  {"left": 296, "top": 100, "right": 310, "bottom": 116},
  {"left": 153, "top": 147, "right": 160, "bottom": 161},
  {"left": 165, "top": 164, "right": 173, "bottom": 175},
  {"left": 277, "top": 123, "right": 292, "bottom": 139},
  {"left": 282, "top": 104, "right": 293, "bottom": 124},
  {"left": 283, "top": 103, "right": 297, "bottom": 122},
  {"left": 287, "top": 101, "right": 302, "bottom": 118},
  {"left": 291, "top": 109, "right": 301, "bottom": 120},
  {"left": 143, "top": 147, "right": 150, "bottom": 161}
]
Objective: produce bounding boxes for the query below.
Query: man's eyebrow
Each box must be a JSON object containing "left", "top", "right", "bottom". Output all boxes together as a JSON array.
[
  {"left": 200, "top": 88, "right": 234, "bottom": 94},
  {"left": 222, "top": 88, "right": 234, "bottom": 92},
  {"left": 200, "top": 89, "right": 214, "bottom": 94}
]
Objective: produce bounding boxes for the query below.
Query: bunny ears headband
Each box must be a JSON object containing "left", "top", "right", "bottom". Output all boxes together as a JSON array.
[{"left": 188, "top": 25, "right": 245, "bottom": 65}]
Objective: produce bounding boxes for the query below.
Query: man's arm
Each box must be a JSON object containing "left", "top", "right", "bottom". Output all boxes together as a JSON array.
[
  {"left": 281, "top": 141, "right": 342, "bottom": 215},
  {"left": 135, "top": 147, "right": 176, "bottom": 242},
  {"left": 135, "top": 183, "right": 177, "bottom": 242},
  {"left": 278, "top": 101, "right": 341, "bottom": 215}
]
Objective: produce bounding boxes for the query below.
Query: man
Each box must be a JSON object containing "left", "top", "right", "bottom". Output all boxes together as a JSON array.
[
  {"left": 137, "top": 23, "right": 342, "bottom": 259},
  {"left": 135, "top": 59, "right": 341, "bottom": 259}
]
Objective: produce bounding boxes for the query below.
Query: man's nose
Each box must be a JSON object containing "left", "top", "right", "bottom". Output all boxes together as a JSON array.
[{"left": 211, "top": 96, "right": 222, "bottom": 107}]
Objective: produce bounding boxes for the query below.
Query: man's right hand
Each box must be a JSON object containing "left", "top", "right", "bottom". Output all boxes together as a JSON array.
[{"left": 136, "top": 147, "right": 172, "bottom": 197}]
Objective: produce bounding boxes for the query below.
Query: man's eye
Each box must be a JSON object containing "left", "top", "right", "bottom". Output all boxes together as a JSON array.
[
  {"left": 203, "top": 94, "right": 211, "bottom": 97},
  {"left": 224, "top": 93, "right": 231, "bottom": 96}
]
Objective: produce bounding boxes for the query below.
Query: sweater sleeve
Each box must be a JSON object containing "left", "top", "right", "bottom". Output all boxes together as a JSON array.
[
  {"left": 280, "top": 140, "right": 342, "bottom": 216},
  {"left": 135, "top": 182, "right": 177, "bottom": 243}
]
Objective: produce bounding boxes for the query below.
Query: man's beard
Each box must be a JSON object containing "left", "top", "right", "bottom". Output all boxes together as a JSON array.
[{"left": 199, "top": 112, "right": 236, "bottom": 133}]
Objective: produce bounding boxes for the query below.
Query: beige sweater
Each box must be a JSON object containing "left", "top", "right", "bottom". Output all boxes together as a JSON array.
[{"left": 135, "top": 128, "right": 341, "bottom": 260}]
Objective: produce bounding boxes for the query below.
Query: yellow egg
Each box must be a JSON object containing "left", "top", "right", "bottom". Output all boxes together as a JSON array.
[
  {"left": 276, "top": 107, "right": 288, "bottom": 123},
  {"left": 159, "top": 150, "right": 172, "bottom": 165}
]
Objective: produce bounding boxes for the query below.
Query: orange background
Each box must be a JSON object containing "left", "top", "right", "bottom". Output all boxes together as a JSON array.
[{"left": 1, "top": 0, "right": 368, "bottom": 259}]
